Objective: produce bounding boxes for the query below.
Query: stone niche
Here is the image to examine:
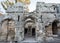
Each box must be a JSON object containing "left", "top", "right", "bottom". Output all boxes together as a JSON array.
[{"left": 0, "top": 19, "right": 15, "bottom": 41}]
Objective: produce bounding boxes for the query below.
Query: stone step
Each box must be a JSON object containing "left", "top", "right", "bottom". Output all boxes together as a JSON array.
[
  {"left": 21, "top": 40, "right": 38, "bottom": 43},
  {"left": 20, "top": 37, "right": 38, "bottom": 43},
  {"left": 0, "top": 41, "right": 15, "bottom": 43},
  {"left": 21, "top": 41, "right": 38, "bottom": 43}
]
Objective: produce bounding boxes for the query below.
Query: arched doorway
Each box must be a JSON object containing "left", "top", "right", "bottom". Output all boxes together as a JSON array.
[
  {"left": 24, "top": 22, "right": 36, "bottom": 38},
  {"left": 52, "top": 20, "right": 58, "bottom": 35},
  {"left": 24, "top": 16, "right": 36, "bottom": 40},
  {"left": 24, "top": 27, "right": 36, "bottom": 38},
  {"left": 1, "top": 19, "right": 15, "bottom": 41}
]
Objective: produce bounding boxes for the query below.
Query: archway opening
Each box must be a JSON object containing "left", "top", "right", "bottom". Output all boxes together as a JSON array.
[
  {"left": 52, "top": 20, "right": 58, "bottom": 35},
  {"left": 24, "top": 27, "right": 35, "bottom": 38},
  {"left": 32, "top": 28, "right": 35, "bottom": 36},
  {"left": 24, "top": 16, "right": 36, "bottom": 41}
]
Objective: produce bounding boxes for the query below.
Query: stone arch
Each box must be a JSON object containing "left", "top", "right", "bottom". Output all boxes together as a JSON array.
[
  {"left": 45, "top": 19, "right": 59, "bottom": 37},
  {"left": 23, "top": 15, "right": 37, "bottom": 28},
  {"left": 23, "top": 15, "right": 37, "bottom": 22},
  {"left": 23, "top": 15, "right": 37, "bottom": 39},
  {"left": 1, "top": 18, "right": 15, "bottom": 41}
]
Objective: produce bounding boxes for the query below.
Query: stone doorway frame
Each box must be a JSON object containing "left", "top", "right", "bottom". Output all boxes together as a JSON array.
[{"left": 24, "top": 27, "right": 36, "bottom": 38}]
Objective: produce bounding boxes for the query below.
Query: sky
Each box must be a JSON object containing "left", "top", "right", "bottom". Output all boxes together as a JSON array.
[{"left": 0, "top": 0, "right": 60, "bottom": 13}]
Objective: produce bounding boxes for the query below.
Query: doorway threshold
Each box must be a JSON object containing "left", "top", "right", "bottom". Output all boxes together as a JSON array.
[{"left": 22, "top": 36, "right": 37, "bottom": 42}]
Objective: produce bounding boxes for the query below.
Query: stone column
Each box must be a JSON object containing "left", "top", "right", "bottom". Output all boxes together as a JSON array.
[
  {"left": 36, "top": 18, "right": 46, "bottom": 42},
  {"left": 37, "top": 23, "right": 45, "bottom": 42},
  {"left": 15, "top": 20, "right": 24, "bottom": 42},
  {"left": 15, "top": 21, "right": 20, "bottom": 42},
  {"left": 17, "top": 16, "right": 24, "bottom": 42}
]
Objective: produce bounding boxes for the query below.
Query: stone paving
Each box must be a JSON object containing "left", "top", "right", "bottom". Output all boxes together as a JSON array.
[
  {"left": 0, "top": 37, "right": 60, "bottom": 43},
  {"left": 21, "top": 37, "right": 60, "bottom": 43},
  {"left": 46, "top": 37, "right": 60, "bottom": 43}
]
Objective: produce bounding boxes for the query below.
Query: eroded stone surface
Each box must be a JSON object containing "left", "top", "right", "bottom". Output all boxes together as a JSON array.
[{"left": 0, "top": 2, "right": 60, "bottom": 43}]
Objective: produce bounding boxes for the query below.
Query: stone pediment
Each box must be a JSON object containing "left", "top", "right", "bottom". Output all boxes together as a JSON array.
[
  {"left": 14, "top": 2, "right": 24, "bottom": 6},
  {"left": 6, "top": 2, "right": 24, "bottom": 13}
]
